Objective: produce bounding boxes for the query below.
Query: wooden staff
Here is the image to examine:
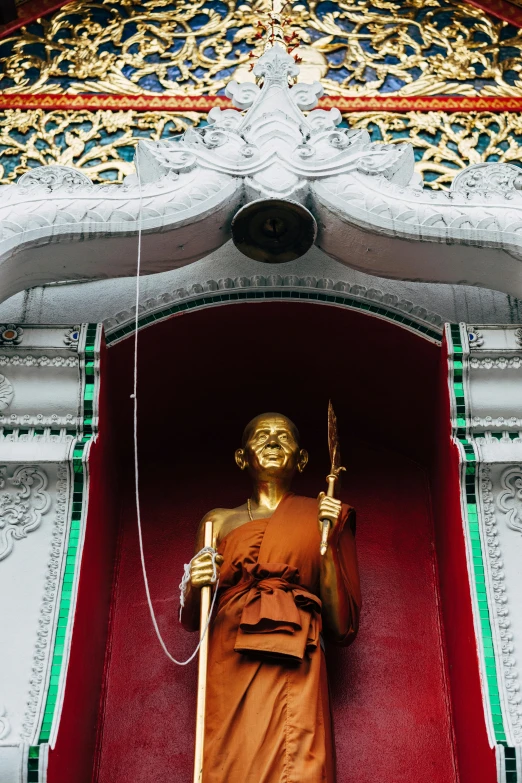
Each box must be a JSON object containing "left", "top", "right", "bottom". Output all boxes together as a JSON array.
[{"left": 193, "top": 519, "right": 214, "bottom": 783}]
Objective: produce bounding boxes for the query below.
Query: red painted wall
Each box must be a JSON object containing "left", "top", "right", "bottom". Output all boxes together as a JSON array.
[
  {"left": 93, "top": 303, "right": 464, "bottom": 783},
  {"left": 47, "top": 303, "right": 496, "bottom": 783},
  {"left": 430, "top": 336, "right": 496, "bottom": 782},
  {"left": 97, "top": 439, "right": 456, "bottom": 783}
]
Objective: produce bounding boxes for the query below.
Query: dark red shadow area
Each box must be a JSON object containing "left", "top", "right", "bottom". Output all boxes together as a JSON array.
[{"left": 50, "top": 302, "right": 496, "bottom": 783}]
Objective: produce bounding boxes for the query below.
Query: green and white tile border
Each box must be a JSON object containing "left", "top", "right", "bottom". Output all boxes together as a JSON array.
[
  {"left": 447, "top": 323, "right": 522, "bottom": 780},
  {"left": 0, "top": 324, "right": 101, "bottom": 783},
  {"left": 103, "top": 276, "right": 443, "bottom": 346},
  {"left": 33, "top": 325, "right": 98, "bottom": 745}
]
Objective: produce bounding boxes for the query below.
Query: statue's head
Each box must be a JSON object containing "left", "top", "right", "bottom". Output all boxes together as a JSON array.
[{"left": 235, "top": 412, "right": 308, "bottom": 481}]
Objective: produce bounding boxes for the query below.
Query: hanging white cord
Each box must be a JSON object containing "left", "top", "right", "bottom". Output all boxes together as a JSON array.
[{"left": 133, "top": 154, "right": 219, "bottom": 666}]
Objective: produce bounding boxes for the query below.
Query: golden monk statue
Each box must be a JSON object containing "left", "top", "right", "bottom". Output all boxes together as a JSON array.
[{"left": 181, "top": 413, "right": 361, "bottom": 783}]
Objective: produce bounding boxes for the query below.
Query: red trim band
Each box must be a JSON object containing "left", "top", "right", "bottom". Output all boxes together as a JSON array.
[{"left": 1, "top": 93, "right": 522, "bottom": 113}]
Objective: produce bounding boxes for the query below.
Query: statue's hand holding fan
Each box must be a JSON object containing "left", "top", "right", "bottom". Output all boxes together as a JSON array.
[{"left": 320, "top": 401, "right": 346, "bottom": 556}]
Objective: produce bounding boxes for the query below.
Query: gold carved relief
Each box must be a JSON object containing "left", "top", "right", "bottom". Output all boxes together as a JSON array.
[
  {"left": 0, "top": 109, "right": 203, "bottom": 184},
  {"left": 346, "top": 111, "right": 522, "bottom": 189},
  {"left": 0, "top": 109, "right": 520, "bottom": 190},
  {"left": 0, "top": 0, "right": 521, "bottom": 96}
]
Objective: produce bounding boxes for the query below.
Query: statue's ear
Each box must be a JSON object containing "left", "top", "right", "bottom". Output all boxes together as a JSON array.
[
  {"left": 235, "top": 448, "right": 247, "bottom": 470},
  {"left": 297, "top": 449, "right": 309, "bottom": 473}
]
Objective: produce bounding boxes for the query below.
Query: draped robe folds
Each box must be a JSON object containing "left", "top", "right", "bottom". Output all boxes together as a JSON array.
[{"left": 184, "top": 493, "right": 361, "bottom": 783}]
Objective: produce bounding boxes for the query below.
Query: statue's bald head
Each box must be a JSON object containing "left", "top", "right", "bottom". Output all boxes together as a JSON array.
[{"left": 242, "top": 413, "right": 300, "bottom": 447}]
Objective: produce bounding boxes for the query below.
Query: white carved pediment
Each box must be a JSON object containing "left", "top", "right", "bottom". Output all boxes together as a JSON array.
[{"left": 1, "top": 45, "right": 522, "bottom": 300}]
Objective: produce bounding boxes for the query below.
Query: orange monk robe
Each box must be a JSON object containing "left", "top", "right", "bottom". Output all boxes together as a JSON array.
[{"left": 184, "top": 493, "right": 361, "bottom": 783}]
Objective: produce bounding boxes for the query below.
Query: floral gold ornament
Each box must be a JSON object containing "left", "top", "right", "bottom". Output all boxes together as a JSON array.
[
  {"left": 1, "top": 108, "right": 521, "bottom": 190},
  {"left": 2, "top": 0, "right": 522, "bottom": 97},
  {"left": 0, "top": 109, "right": 203, "bottom": 184},
  {"left": 345, "top": 111, "right": 522, "bottom": 189}
]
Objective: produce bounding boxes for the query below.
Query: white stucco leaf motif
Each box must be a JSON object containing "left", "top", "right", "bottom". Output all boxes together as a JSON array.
[
  {"left": 0, "top": 466, "right": 51, "bottom": 561},
  {"left": 498, "top": 466, "right": 522, "bottom": 534},
  {"left": 0, "top": 374, "right": 14, "bottom": 411},
  {"left": 0, "top": 703, "right": 10, "bottom": 739}
]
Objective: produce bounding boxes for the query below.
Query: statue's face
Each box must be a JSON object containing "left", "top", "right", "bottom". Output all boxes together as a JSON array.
[{"left": 236, "top": 414, "right": 308, "bottom": 479}]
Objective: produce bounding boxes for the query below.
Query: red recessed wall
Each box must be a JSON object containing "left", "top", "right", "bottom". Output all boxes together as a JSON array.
[{"left": 49, "top": 302, "right": 496, "bottom": 783}]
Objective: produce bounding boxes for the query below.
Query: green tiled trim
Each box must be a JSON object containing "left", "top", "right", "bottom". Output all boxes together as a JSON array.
[
  {"left": 448, "top": 323, "right": 508, "bottom": 746},
  {"left": 82, "top": 324, "right": 98, "bottom": 438},
  {"left": 34, "top": 325, "right": 99, "bottom": 768},
  {"left": 106, "top": 289, "right": 441, "bottom": 346},
  {"left": 450, "top": 324, "right": 467, "bottom": 441},
  {"left": 27, "top": 745, "right": 39, "bottom": 783},
  {"left": 503, "top": 745, "right": 519, "bottom": 783}
]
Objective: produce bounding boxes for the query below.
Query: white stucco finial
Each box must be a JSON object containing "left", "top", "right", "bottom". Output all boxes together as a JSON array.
[{"left": 265, "top": 0, "right": 286, "bottom": 51}]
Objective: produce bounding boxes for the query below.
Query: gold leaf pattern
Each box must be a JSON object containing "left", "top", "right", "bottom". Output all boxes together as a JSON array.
[
  {"left": 0, "top": 108, "right": 521, "bottom": 190},
  {"left": 0, "top": 109, "right": 203, "bottom": 183},
  {"left": 1, "top": 0, "right": 522, "bottom": 96},
  {"left": 346, "top": 111, "right": 522, "bottom": 188}
]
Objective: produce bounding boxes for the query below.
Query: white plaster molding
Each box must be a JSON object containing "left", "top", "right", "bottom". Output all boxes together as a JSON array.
[
  {"left": 0, "top": 414, "right": 77, "bottom": 430},
  {"left": 481, "top": 464, "right": 522, "bottom": 745},
  {"left": 468, "top": 327, "right": 485, "bottom": 349},
  {"left": 0, "top": 356, "right": 76, "bottom": 368},
  {"left": 0, "top": 376, "right": 14, "bottom": 411},
  {"left": 448, "top": 324, "right": 522, "bottom": 753},
  {"left": 0, "top": 324, "right": 101, "bottom": 783},
  {"left": 18, "top": 166, "right": 93, "bottom": 193},
  {"left": 473, "top": 419, "right": 522, "bottom": 432},
  {"left": 311, "top": 169, "right": 522, "bottom": 295},
  {"left": 0, "top": 705, "right": 11, "bottom": 740},
  {"left": 0, "top": 326, "right": 23, "bottom": 347},
  {"left": 0, "top": 466, "right": 51, "bottom": 562},
  {"left": 470, "top": 358, "right": 522, "bottom": 370},
  {"left": 20, "top": 464, "right": 68, "bottom": 741},
  {"left": 498, "top": 466, "right": 522, "bottom": 535},
  {"left": 62, "top": 326, "right": 79, "bottom": 350},
  {"left": 479, "top": 465, "right": 522, "bottom": 745},
  {"left": 462, "top": 327, "right": 522, "bottom": 436},
  {"left": 0, "top": 162, "right": 241, "bottom": 302},
  {"left": 0, "top": 744, "right": 25, "bottom": 782},
  {"left": 452, "top": 163, "right": 522, "bottom": 196},
  {"left": 0, "top": 47, "right": 521, "bottom": 299},
  {"left": 102, "top": 273, "right": 444, "bottom": 342},
  {"left": 465, "top": 326, "right": 522, "bottom": 354}
]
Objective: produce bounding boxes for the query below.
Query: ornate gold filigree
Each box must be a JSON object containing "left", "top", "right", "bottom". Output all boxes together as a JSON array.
[
  {"left": 0, "top": 109, "right": 203, "bottom": 184},
  {"left": 0, "top": 108, "right": 520, "bottom": 190},
  {"left": 346, "top": 111, "right": 522, "bottom": 189},
  {"left": 1, "top": 0, "right": 522, "bottom": 96}
]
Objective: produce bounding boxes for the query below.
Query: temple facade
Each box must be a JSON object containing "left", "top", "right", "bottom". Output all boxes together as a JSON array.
[{"left": 1, "top": 1, "right": 522, "bottom": 782}]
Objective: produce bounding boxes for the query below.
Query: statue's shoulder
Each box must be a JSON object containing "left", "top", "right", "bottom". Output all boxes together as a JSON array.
[{"left": 199, "top": 506, "right": 242, "bottom": 540}]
